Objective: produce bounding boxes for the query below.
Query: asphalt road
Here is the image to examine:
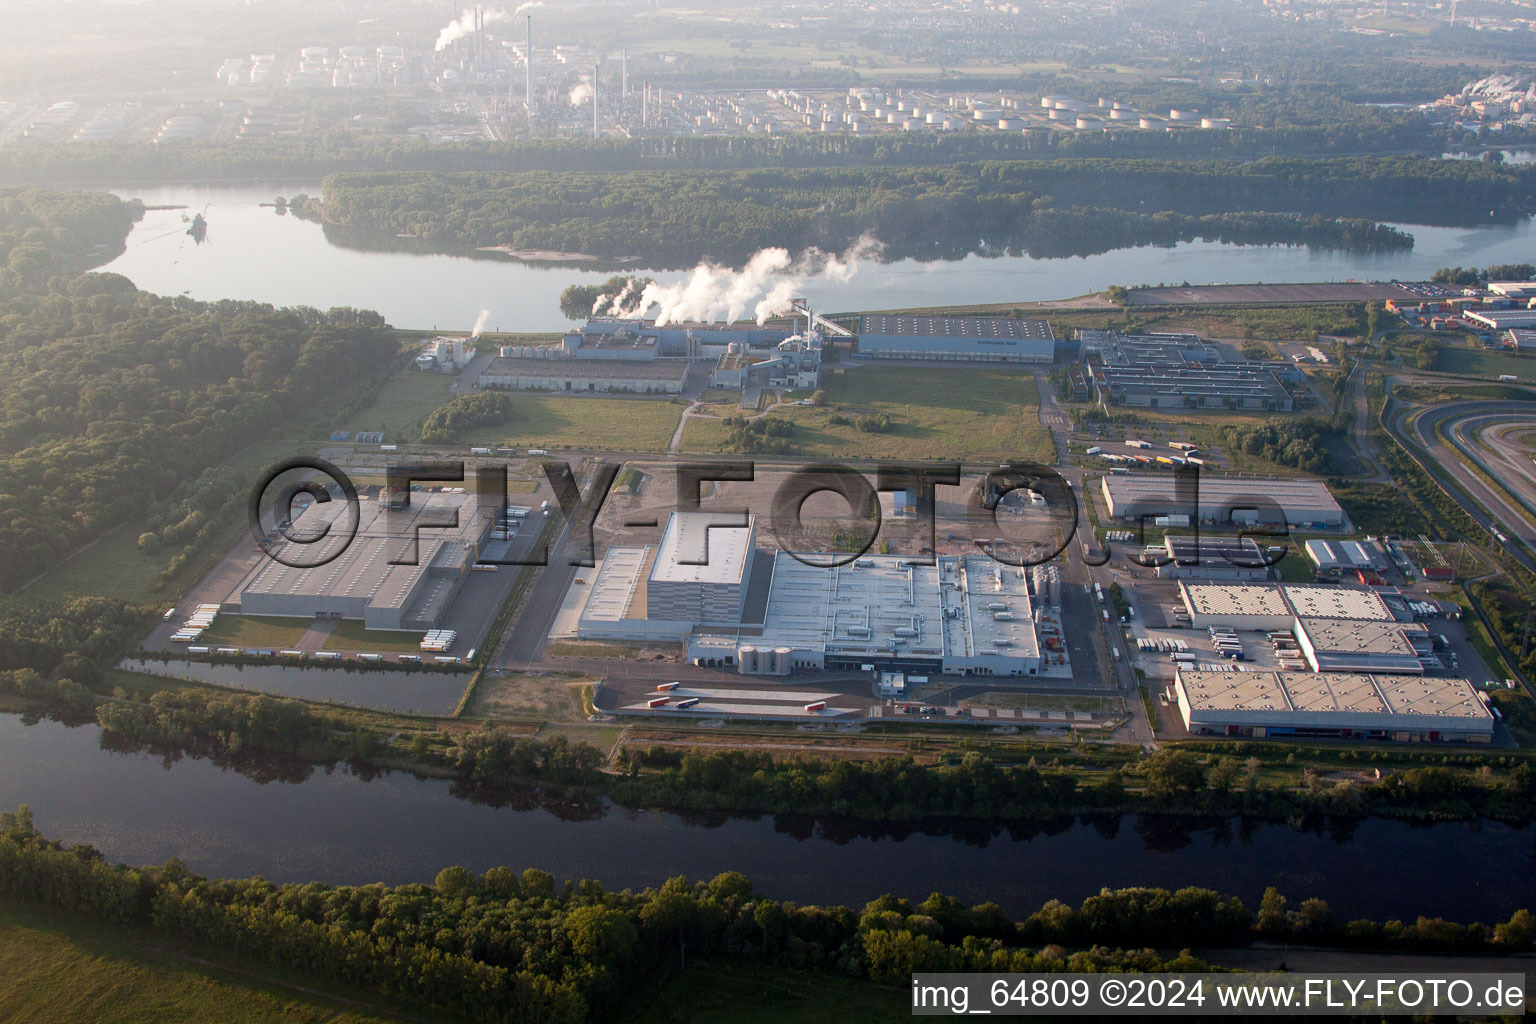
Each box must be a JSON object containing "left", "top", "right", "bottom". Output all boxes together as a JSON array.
[{"left": 1399, "top": 397, "right": 1536, "bottom": 571}]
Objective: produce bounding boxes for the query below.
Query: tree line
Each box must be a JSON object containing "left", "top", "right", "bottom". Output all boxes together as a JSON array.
[
  {"left": 310, "top": 156, "right": 1529, "bottom": 266},
  {"left": 0, "top": 808, "right": 1529, "bottom": 1023}
]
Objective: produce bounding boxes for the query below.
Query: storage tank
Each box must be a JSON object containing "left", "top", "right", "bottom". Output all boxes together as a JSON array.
[
  {"left": 736, "top": 644, "right": 759, "bottom": 674},
  {"left": 1047, "top": 108, "right": 1066, "bottom": 121},
  {"left": 926, "top": 112, "right": 941, "bottom": 124},
  {"left": 1075, "top": 116, "right": 1105, "bottom": 130},
  {"left": 1200, "top": 117, "right": 1231, "bottom": 129},
  {"left": 902, "top": 119, "right": 920, "bottom": 131},
  {"left": 1139, "top": 116, "right": 1168, "bottom": 129},
  {"left": 997, "top": 118, "right": 1016, "bottom": 129},
  {"left": 1168, "top": 108, "right": 1198, "bottom": 121},
  {"left": 1108, "top": 108, "right": 1136, "bottom": 121},
  {"left": 773, "top": 647, "right": 793, "bottom": 675}
]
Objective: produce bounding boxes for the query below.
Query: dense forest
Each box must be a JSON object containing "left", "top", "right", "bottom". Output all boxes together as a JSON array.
[
  {"left": 1219, "top": 418, "right": 1339, "bottom": 474},
  {"left": 0, "top": 188, "right": 401, "bottom": 592},
  {"left": 315, "top": 156, "right": 1535, "bottom": 266},
  {"left": 0, "top": 809, "right": 1531, "bottom": 1023}
]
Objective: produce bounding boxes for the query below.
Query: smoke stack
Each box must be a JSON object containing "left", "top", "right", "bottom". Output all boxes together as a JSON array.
[
  {"left": 593, "top": 63, "right": 600, "bottom": 138},
  {"left": 525, "top": 13, "right": 533, "bottom": 112}
]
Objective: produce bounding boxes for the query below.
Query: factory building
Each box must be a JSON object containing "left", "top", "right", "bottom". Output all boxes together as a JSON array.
[
  {"left": 645, "top": 513, "right": 756, "bottom": 624},
  {"left": 1148, "top": 535, "right": 1274, "bottom": 581},
  {"left": 574, "top": 513, "right": 1058, "bottom": 677},
  {"left": 478, "top": 355, "right": 687, "bottom": 393},
  {"left": 854, "top": 315, "right": 1055, "bottom": 363},
  {"left": 1100, "top": 474, "right": 1346, "bottom": 529},
  {"left": 1175, "top": 670, "right": 1494, "bottom": 743},
  {"left": 238, "top": 490, "right": 492, "bottom": 630},
  {"left": 1078, "top": 330, "right": 1295, "bottom": 411},
  {"left": 686, "top": 552, "right": 1045, "bottom": 677},
  {"left": 415, "top": 336, "right": 471, "bottom": 374}
]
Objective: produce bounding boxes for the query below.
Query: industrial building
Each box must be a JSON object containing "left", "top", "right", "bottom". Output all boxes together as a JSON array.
[
  {"left": 575, "top": 512, "right": 1064, "bottom": 677},
  {"left": 1503, "top": 329, "right": 1536, "bottom": 352},
  {"left": 1178, "top": 581, "right": 1394, "bottom": 630},
  {"left": 478, "top": 354, "right": 687, "bottom": 393},
  {"left": 1100, "top": 474, "right": 1346, "bottom": 529},
  {"left": 1293, "top": 617, "right": 1433, "bottom": 675},
  {"left": 1175, "top": 670, "right": 1494, "bottom": 743},
  {"left": 1305, "top": 538, "right": 1389, "bottom": 576},
  {"left": 1465, "top": 309, "right": 1536, "bottom": 331},
  {"left": 1147, "top": 535, "right": 1274, "bottom": 581},
  {"left": 415, "top": 336, "right": 472, "bottom": 374},
  {"left": 1176, "top": 581, "right": 1444, "bottom": 675},
  {"left": 854, "top": 315, "right": 1055, "bottom": 363},
  {"left": 490, "top": 310, "right": 826, "bottom": 392},
  {"left": 238, "top": 490, "right": 492, "bottom": 630},
  {"left": 1078, "top": 330, "right": 1295, "bottom": 411}
]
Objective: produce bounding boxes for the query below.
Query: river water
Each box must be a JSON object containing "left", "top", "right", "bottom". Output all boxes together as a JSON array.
[
  {"left": 2, "top": 715, "right": 1530, "bottom": 919},
  {"left": 98, "top": 184, "right": 1536, "bottom": 333}
]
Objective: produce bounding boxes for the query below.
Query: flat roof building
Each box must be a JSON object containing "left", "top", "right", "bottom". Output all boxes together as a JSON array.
[
  {"left": 647, "top": 513, "right": 756, "bottom": 625},
  {"left": 1293, "top": 617, "right": 1432, "bottom": 675},
  {"left": 1175, "top": 670, "right": 1494, "bottom": 742},
  {"left": 1178, "top": 581, "right": 1393, "bottom": 630},
  {"left": 1150, "top": 535, "right": 1273, "bottom": 581},
  {"left": 1079, "top": 330, "right": 1295, "bottom": 412},
  {"left": 1305, "top": 538, "right": 1388, "bottom": 574},
  {"left": 855, "top": 315, "right": 1055, "bottom": 363},
  {"left": 239, "top": 491, "right": 491, "bottom": 630},
  {"left": 1465, "top": 309, "right": 1536, "bottom": 331},
  {"left": 479, "top": 355, "right": 687, "bottom": 394},
  {"left": 1101, "top": 474, "right": 1345, "bottom": 528},
  {"left": 686, "top": 552, "right": 1044, "bottom": 677}
]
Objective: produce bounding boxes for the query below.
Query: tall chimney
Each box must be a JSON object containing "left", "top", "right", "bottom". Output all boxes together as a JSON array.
[
  {"left": 593, "top": 63, "right": 600, "bottom": 138},
  {"left": 525, "top": 13, "right": 534, "bottom": 111}
]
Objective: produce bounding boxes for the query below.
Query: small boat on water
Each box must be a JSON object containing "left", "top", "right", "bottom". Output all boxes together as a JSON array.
[{"left": 186, "top": 213, "right": 207, "bottom": 242}]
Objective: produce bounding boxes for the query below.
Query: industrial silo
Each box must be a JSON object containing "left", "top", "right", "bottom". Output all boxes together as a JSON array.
[
  {"left": 736, "top": 644, "right": 759, "bottom": 674},
  {"left": 772, "top": 647, "right": 793, "bottom": 675}
]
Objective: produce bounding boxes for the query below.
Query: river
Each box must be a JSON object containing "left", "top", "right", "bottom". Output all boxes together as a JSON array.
[
  {"left": 1, "top": 715, "right": 1530, "bottom": 920},
  {"left": 98, "top": 184, "right": 1536, "bottom": 334}
]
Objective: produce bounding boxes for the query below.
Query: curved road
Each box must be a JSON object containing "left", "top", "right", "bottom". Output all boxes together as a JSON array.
[{"left": 1397, "top": 398, "right": 1536, "bottom": 571}]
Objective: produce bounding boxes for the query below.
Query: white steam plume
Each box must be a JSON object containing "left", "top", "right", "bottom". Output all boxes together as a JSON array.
[
  {"left": 514, "top": 1, "right": 543, "bottom": 12},
  {"left": 435, "top": 7, "right": 510, "bottom": 52},
  {"left": 604, "top": 236, "right": 883, "bottom": 326},
  {"left": 471, "top": 308, "right": 491, "bottom": 338},
  {"left": 569, "top": 76, "right": 594, "bottom": 106}
]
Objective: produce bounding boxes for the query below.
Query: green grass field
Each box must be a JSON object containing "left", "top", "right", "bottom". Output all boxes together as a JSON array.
[
  {"left": 0, "top": 899, "right": 400, "bottom": 1024},
  {"left": 682, "top": 366, "right": 1053, "bottom": 462},
  {"left": 323, "top": 619, "right": 426, "bottom": 653},
  {"left": 340, "top": 371, "right": 456, "bottom": 441},
  {"left": 1435, "top": 344, "right": 1534, "bottom": 380},
  {"left": 635, "top": 961, "right": 908, "bottom": 1024},
  {"left": 12, "top": 440, "right": 302, "bottom": 608},
  {"left": 198, "top": 615, "right": 310, "bottom": 650},
  {"left": 459, "top": 395, "right": 685, "bottom": 451}
]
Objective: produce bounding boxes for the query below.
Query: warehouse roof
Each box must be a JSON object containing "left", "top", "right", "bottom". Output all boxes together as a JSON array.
[
  {"left": 1177, "top": 670, "right": 1493, "bottom": 733},
  {"left": 483, "top": 356, "right": 688, "bottom": 381},
  {"left": 1102, "top": 474, "right": 1343, "bottom": 516},
  {"left": 1179, "top": 581, "right": 1292, "bottom": 618},
  {"left": 1282, "top": 584, "right": 1393, "bottom": 621},
  {"left": 1296, "top": 618, "right": 1419, "bottom": 657},
  {"left": 858, "top": 315, "right": 1053, "bottom": 340},
  {"left": 649, "top": 513, "right": 755, "bottom": 585}
]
